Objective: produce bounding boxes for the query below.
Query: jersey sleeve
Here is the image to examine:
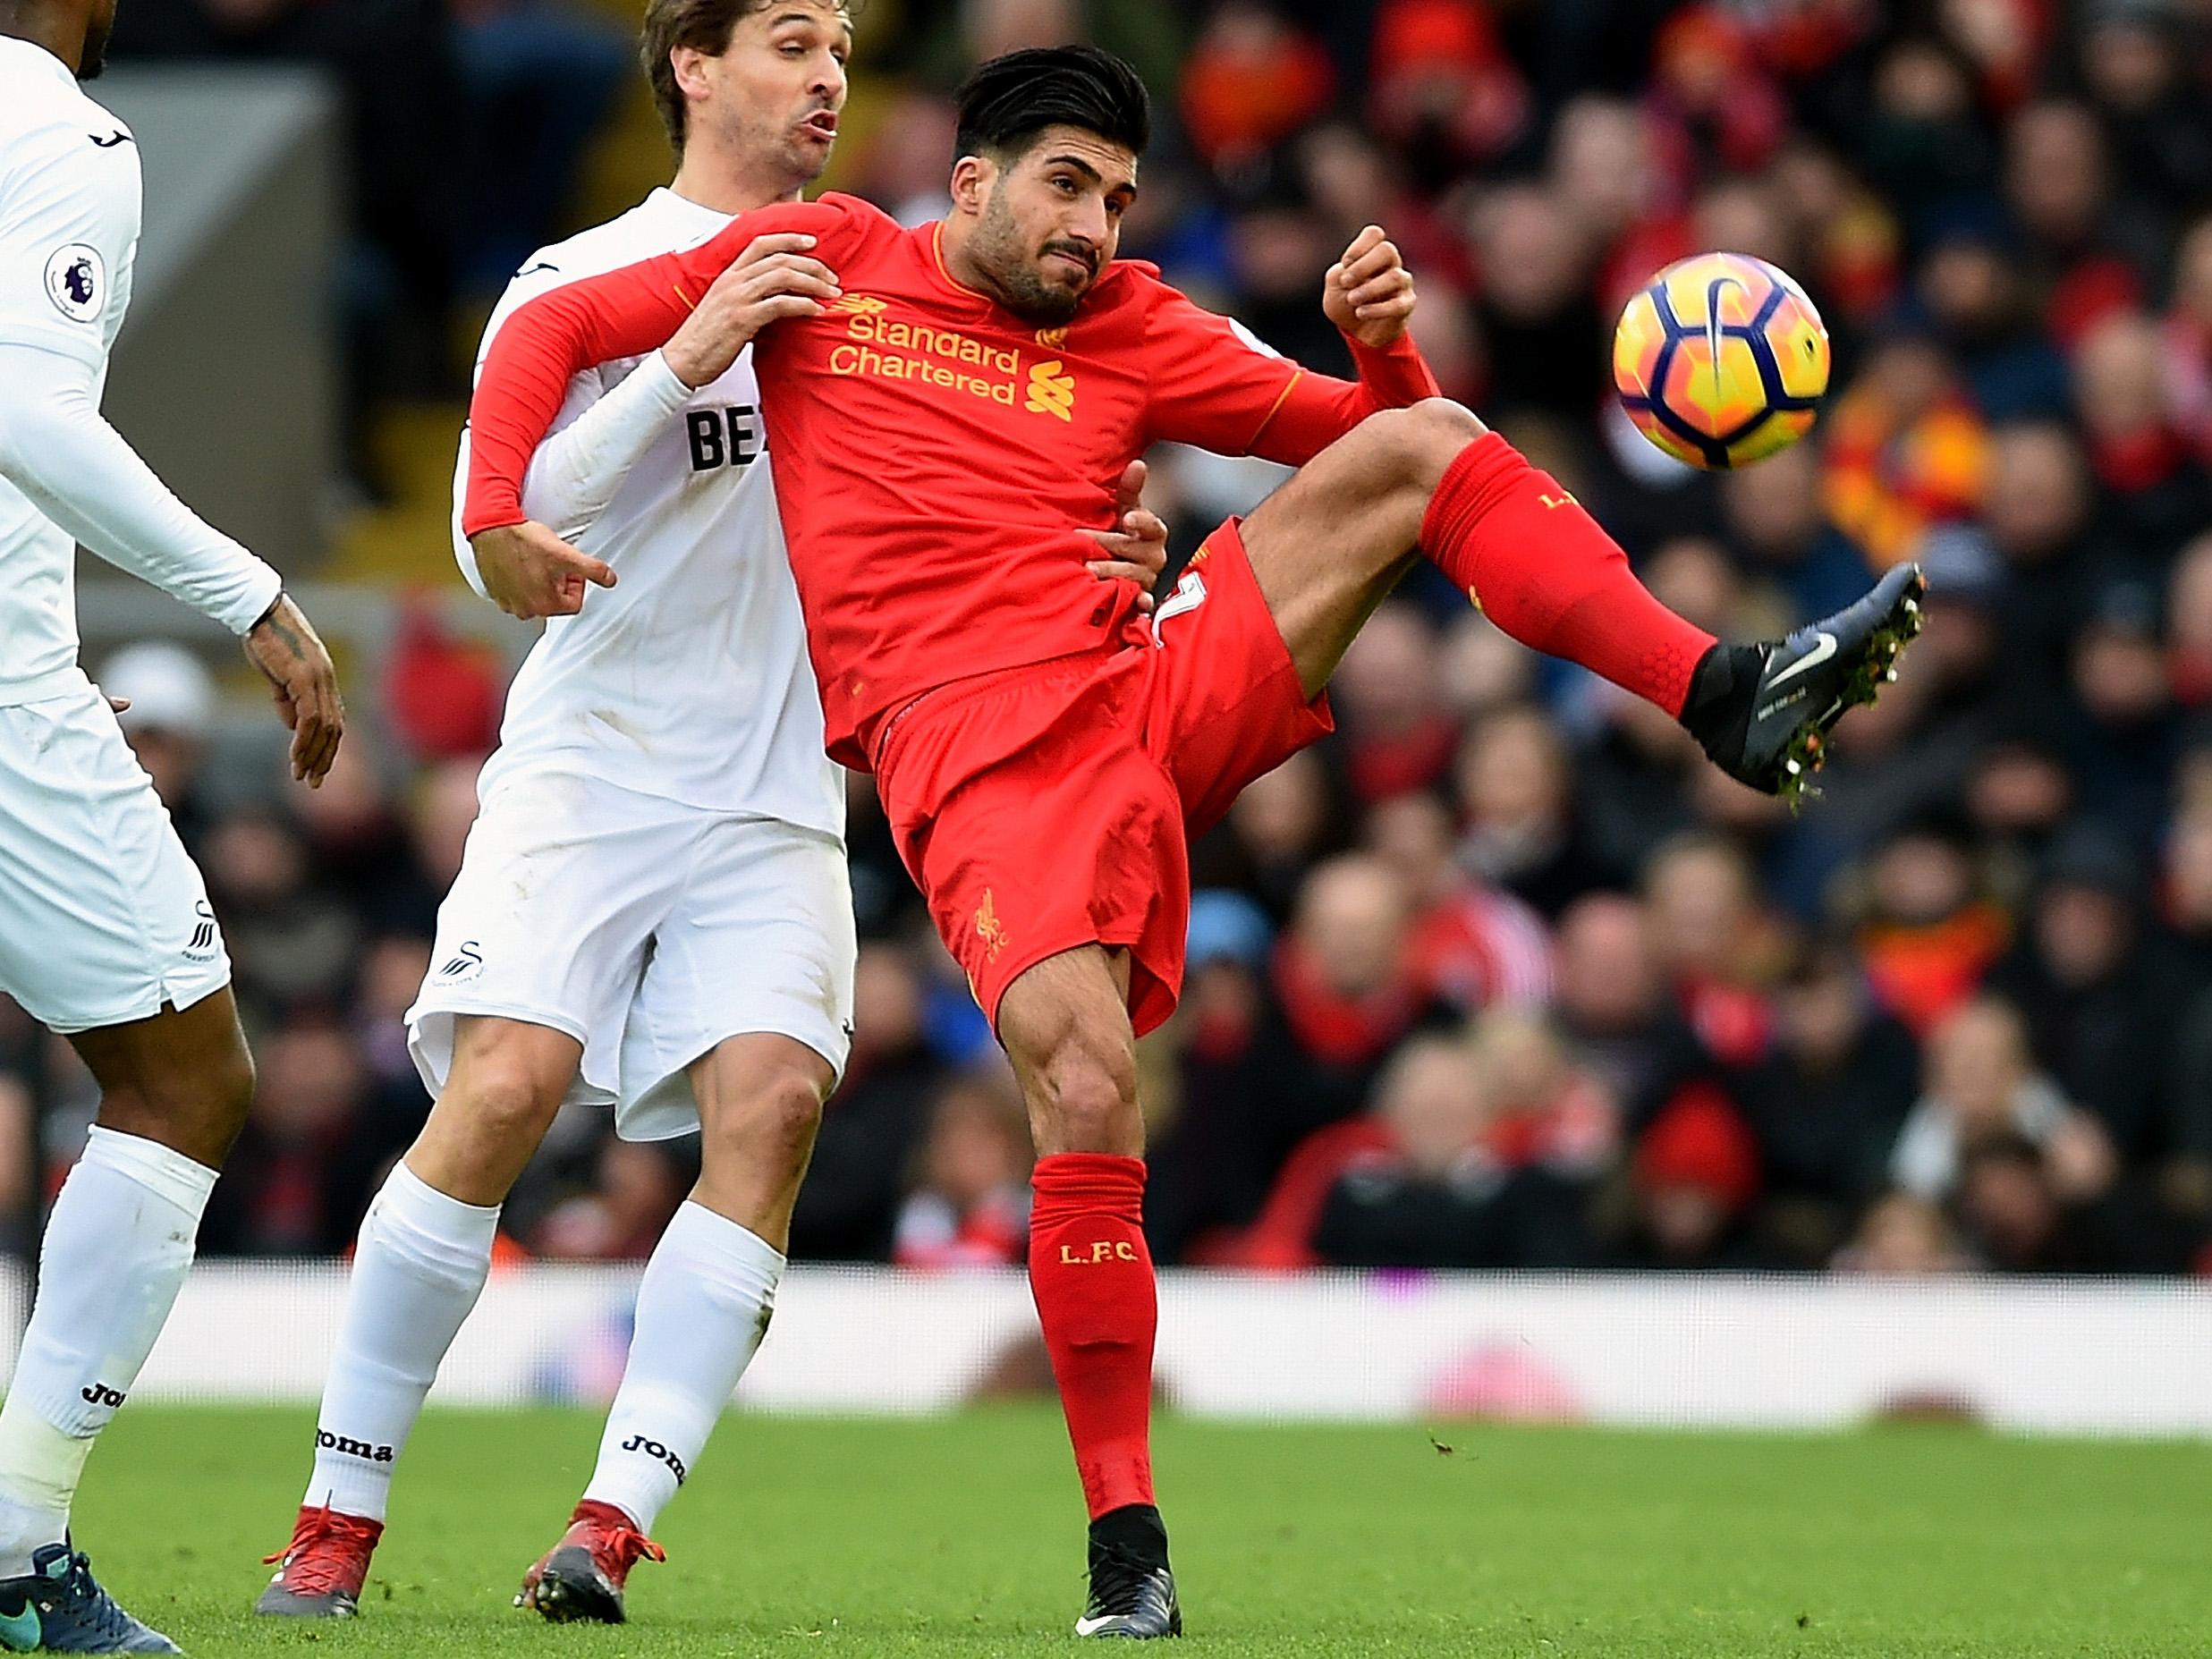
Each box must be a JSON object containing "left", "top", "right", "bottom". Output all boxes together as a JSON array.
[
  {"left": 0, "top": 340, "right": 280, "bottom": 633},
  {"left": 462, "top": 198, "right": 852, "bottom": 537},
  {"left": 0, "top": 118, "right": 138, "bottom": 369},
  {"left": 1139, "top": 277, "right": 1439, "bottom": 466}
]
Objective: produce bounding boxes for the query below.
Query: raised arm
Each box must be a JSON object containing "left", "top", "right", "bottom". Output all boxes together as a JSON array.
[
  {"left": 1141, "top": 224, "right": 1439, "bottom": 467},
  {"left": 461, "top": 201, "right": 846, "bottom": 539}
]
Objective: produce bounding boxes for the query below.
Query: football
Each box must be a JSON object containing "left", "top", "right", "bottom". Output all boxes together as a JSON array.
[{"left": 1612, "top": 250, "right": 1831, "bottom": 470}]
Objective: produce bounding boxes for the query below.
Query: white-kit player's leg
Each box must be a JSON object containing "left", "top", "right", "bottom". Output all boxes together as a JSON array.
[
  {"left": 0, "top": 989, "right": 254, "bottom": 1656},
  {"left": 518, "top": 1033, "right": 834, "bottom": 1624},
  {"left": 0, "top": 685, "right": 262, "bottom": 1653},
  {"left": 255, "top": 1015, "right": 576, "bottom": 1620},
  {"left": 518, "top": 817, "right": 854, "bottom": 1624}
]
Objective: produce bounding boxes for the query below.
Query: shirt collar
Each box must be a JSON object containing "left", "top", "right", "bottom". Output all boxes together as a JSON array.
[
  {"left": 1, "top": 35, "right": 80, "bottom": 92},
  {"left": 647, "top": 186, "right": 737, "bottom": 234}
]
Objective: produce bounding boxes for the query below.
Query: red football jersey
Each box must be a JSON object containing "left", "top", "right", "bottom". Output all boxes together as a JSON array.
[{"left": 465, "top": 191, "right": 1439, "bottom": 767}]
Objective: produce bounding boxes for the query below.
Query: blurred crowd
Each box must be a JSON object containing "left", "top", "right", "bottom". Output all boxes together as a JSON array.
[{"left": 13, "top": 0, "right": 2212, "bottom": 1277}]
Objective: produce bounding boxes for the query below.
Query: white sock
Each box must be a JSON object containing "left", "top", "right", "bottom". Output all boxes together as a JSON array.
[
  {"left": 302, "top": 1163, "right": 498, "bottom": 1522},
  {"left": 0, "top": 1127, "right": 217, "bottom": 1575},
  {"left": 581, "top": 1202, "right": 783, "bottom": 1532}
]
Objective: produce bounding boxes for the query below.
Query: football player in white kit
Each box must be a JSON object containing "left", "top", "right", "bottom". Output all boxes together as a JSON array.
[
  {"left": 256, "top": 0, "right": 1168, "bottom": 1628},
  {"left": 0, "top": 0, "right": 345, "bottom": 1646}
]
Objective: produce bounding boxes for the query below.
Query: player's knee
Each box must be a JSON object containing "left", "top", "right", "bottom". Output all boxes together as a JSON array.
[
  {"left": 1032, "top": 1028, "right": 1139, "bottom": 1154},
  {"left": 703, "top": 1067, "right": 824, "bottom": 1175},
  {"left": 138, "top": 1035, "right": 255, "bottom": 1154},
  {"left": 1379, "top": 398, "right": 1485, "bottom": 491},
  {"left": 449, "top": 1058, "right": 565, "bottom": 1151}
]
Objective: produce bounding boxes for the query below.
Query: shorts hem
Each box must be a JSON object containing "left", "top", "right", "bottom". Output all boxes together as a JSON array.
[
  {"left": 404, "top": 999, "right": 610, "bottom": 1104},
  {"left": 36, "top": 969, "right": 231, "bottom": 1037},
  {"left": 614, "top": 1020, "right": 854, "bottom": 1146},
  {"left": 977, "top": 928, "right": 1146, "bottom": 1037}
]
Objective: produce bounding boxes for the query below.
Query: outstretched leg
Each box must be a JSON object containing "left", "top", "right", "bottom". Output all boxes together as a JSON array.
[{"left": 1236, "top": 399, "right": 1923, "bottom": 803}]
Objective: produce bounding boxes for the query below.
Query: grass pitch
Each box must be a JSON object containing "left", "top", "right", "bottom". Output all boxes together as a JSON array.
[{"left": 74, "top": 1405, "right": 2207, "bottom": 1656}]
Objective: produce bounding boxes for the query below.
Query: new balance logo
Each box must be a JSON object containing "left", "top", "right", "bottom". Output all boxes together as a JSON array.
[
  {"left": 619, "top": 1434, "right": 688, "bottom": 1485},
  {"left": 317, "top": 1430, "right": 395, "bottom": 1463},
  {"left": 182, "top": 900, "right": 218, "bottom": 962},
  {"left": 436, "top": 941, "right": 485, "bottom": 982},
  {"left": 81, "top": 1383, "right": 125, "bottom": 1409},
  {"left": 1150, "top": 570, "right": 1208, "bottom": 647}
]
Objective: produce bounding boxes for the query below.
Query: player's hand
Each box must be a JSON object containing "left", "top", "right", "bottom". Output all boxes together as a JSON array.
[
  {"left": 471, "top": 520, "right": 617, "bottom": 619},
  {"left": 1324, "top": 224, "right": 1417, "bottom": 350},
  {"left": 662, "top": 233, "right": 842, "bottom": 389},
  {"left": 242, "top": 591, "right": 345, "bottom": 788},
  {"left": 1082, "top": 459, "right": 1170, "bottom": 614}
]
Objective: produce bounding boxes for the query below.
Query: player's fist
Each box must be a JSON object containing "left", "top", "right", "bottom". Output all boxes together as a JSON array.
[
  {"left": 1324, "top": 224, "right": 1416, "bottom": 350},
  {"left": 470, "top": 520, "right": 617, "bottom": 620},
  {"left": 1081, "top": 459, "right": 1171, "bottom": 614},
  {"left": 243, "top": 592, "right": 345, "bottom": 788},
  {"left": 663, "top": 232, "right": 843, "bottom": 389}
]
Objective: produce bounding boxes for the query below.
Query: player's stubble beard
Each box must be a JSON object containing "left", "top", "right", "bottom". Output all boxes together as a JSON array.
[
  {"left": 968, "top": 187, "right": 1096, "bottom": 326},
  {"left": 693, "top": 93, "right": 834, "bottom": 202}
]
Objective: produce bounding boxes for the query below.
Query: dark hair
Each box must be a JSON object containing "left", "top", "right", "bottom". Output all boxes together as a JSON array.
[
  {"left": 640, "top": 0, "right": 852, "bottom": 154},
  {"left": 952, "top": 46, "right": 1150, "bottom": 167}
]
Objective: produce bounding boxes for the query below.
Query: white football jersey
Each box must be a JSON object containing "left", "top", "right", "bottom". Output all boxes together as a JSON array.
[
  {"left": 0, "top": 38, "right": 140, "bottom": 704},
  {"left": 453, "top": 190, "right": 843, "bottom": 836}
]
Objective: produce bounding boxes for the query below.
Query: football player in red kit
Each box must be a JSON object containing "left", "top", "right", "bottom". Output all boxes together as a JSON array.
[{"left": 463, "top": 47, "right": 1922, "bottom": 1638}]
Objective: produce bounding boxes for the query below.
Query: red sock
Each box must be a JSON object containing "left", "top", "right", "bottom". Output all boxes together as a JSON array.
[
  {"left": 1420, "top": 432, "right": 1716, "bottom": 715},
  {"left": 1027, "top": 1152, "right": 1157, "bottom": 1519}
]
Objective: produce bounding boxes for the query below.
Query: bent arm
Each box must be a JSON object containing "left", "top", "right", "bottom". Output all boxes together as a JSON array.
[
  {"left": 520, "top": 351, "right": 694, "bottom": 537},
  {"left": 1244, "top": 334, "right": 1441, "bottom": 467},
  {"left": 463, "top": 200, "right": 844, "bottom": 537},
  {"left": 449, "top": 348, "right": 694, "bottom": 597},
  {"left": 1141, "top": 279, "right": 1441, "bottom": 468},
  {"left": 0, "top": 341, "right": 279, "bottom": 632}
]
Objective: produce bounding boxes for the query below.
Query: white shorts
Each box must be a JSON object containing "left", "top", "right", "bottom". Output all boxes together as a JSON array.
[
  {"left": 0, "top": 680, "right": 230, "bottom": 1033},
  {"left": 406, "top": 767, "right": 857, "bottom": 1141}
]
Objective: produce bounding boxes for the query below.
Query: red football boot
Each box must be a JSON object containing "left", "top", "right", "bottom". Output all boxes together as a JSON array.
[
  {"left": 514, "top": 1501, "right": 666, "bottom": 1624},
  {"left": 255, "top": 1505, "right": 384, "bottom": 1618}
]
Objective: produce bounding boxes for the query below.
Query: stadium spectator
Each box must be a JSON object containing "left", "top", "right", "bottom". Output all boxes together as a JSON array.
[
  {"left": 893, "top": 1069, "right": 1032, "bottom": 1270},
  {"left": 1888, "top": 995, "right": 2116, "bottom": 1206},
  {"left": 1832, "top": 1191, "right": 1970, "bottom": 1276},
  {"left": 18, "top": 0, "right": 2212, "bottom": 1283},
  {"left": 97, "top": 641, "right": 219, "bottom": 848},
  {"left": 1240, "top": 1022, "right": 1598, "bottom": 1270},
  {"left": 1734, "top": 940, "right": 1920, "bottom": 1265}
]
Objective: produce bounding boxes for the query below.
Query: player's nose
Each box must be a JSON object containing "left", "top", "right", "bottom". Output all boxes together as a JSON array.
[{"left": 809, "top": 52, "right": 846, "bottom": 103}]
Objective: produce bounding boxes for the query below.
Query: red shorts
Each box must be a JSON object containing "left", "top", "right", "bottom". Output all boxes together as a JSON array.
[{"left": 873, "top": 519, "right": 1331, "bottom": 1037}]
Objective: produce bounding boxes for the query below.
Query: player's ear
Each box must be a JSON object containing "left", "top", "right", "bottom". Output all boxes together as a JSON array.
[
  {"left": 670, "top": 44, "right": 713, "bottom": 105},
  {"left": 948, "top": 154, "right": 996, "bottom": 218}
]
